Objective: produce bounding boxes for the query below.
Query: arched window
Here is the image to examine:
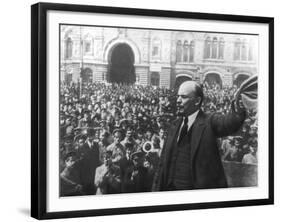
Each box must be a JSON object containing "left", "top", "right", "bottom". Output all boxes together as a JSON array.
[
  {"left": 83, "top": 34, "right": 94, "bottom": 55},
  {"left": 152, "top": 37, "right": 161, "bottom": 59},
  {"left": 204, "top": 73, "right": 222, "bottom": 89},
  {"left": 212, "top": 37, "right": 218, "bottom": 59},
  {"left": 204, "top": 37, "right": 211, "bottom": 59},
  {"left": 234, "top": 38, "right": 241, "bottom": 60},
  {"left": 152, "top": 45, "right": 159, "bottom": 57},
  {"left": 65, "top": 37, "right": 73, "bottom": 59},
  {"left": 183, "top": 40, "right": 189, "bottom": 62},
  {"left": 218, "top": 38, "right": 224, "bottom": 59},
  {"left": 176, "top": 40, "right": 182, "bottom": 62},
  {"left": 189, "top": 40, "right": 195, "bottom": 62},
  {"left": 84, "top": 40, "right": 92, "bottom": 53},
  {"left": 241, "top": 39, "right": 247, "bottom": 60},
  {"left": 248, "top": 41, "right": 253, "bottom": 61}
]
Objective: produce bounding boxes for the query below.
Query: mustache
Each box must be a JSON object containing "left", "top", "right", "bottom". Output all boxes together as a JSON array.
[{"left": 176, "top": 105, "right": 184, "bottom": 116}]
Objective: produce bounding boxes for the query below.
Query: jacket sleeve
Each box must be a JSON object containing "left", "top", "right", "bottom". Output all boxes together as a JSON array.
[{"left": 210, "top": 101, "right": 246, "bottom": 138}]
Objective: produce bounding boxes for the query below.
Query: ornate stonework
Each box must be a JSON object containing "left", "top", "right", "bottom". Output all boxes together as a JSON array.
[{"left": 61, "top": 25, "right": 258, "bottom": 88}]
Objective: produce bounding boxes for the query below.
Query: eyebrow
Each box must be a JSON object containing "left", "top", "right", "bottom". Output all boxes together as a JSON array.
[{"left": 177, "top": 94, "right": 194, "bottom": 98}]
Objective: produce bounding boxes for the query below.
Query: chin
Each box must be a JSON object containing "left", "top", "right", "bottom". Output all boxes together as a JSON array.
[{"left": 176, "top": 110, "right": 185, "bottom": 116}]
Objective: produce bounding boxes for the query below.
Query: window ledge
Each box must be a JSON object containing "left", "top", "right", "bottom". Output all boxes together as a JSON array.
[
  {"left": 175, "top": 62, "right": 195, "bottom": 64},
  {"left": 233, "top": 60, "right": 256, "bottom": 64},
  {"left": 203, "top": 58, "right": 225, "bottom": 62}
]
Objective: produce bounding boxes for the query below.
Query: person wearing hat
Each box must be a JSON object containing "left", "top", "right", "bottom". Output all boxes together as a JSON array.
[
  {"left": 121, "top": 151, "right": 149, "bottom": 193},
  {"left": 73, "top": 132, "right": 97, "bottom": 195},
  {"left": 94, "top": 151, "right": 121, "bottom": 195},
  {"left": 242, "top": 142, "right": 258, "bottom": 165},
  {"left": 98, "top": 130, "right": 112, "bottom": 163},
  {"left": 60, "top": 115, "right": 73, "bottom": 138},
  {"left": 60, "top": 151, "right": 83, "bottom": 196},
  {"left": 119, "top": 119, "right": 129, "bottom": 132},
  {"left": 78, "top": 111, "right": 91, "bottom": 128},
  {"left": 121, "top": 128, "right": 137, "bottom": 150},
  {"left": 158, "top": 127, "right": 166, "bottom": 157},
  {"left": 143, "top": 152, "right": 158, "bottom": 191},
  {"left": 153, "top": 81, "right": 246, "bottom": 191},
  {"left": 144, "top": 128, "right": 153, "bottom": 142},
  {"left": 135, "top": 128, "right": 145, "bottom": 149},
  {"left": 106, "top": 129, "right": 125, "bottom": 165},
  {"left": 74, "top": 134, "right": 87, "bottom": 152},
  {"left": 65, "top": 118, "right": 77, "bottom": 136},
  {"left": 119, "top": 142, "right": 135, "bottom": 191},
  {"left": 221, "top": 137, "right": 239, "bottom": 162},
  {"left": 80, "top": 128, "right": 101, "bottom": 194}
]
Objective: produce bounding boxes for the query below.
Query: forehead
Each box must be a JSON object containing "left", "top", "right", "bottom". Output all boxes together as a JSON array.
[{"left": 178, "top": 82, "right": 196, "bottom": 96}]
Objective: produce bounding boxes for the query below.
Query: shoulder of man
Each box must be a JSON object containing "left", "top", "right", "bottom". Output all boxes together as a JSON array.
[{"left": 106, "top": 143, "right": 114, "bottom": 151}]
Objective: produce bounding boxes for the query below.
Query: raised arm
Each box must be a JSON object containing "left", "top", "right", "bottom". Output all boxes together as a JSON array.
[{"left": 210, "top": 101, "right": 246, "bottom": 138}]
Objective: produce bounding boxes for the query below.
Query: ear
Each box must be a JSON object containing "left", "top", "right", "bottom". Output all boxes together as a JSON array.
[{"left": 195, "top": 97, "right": 201, "bottom": 106}]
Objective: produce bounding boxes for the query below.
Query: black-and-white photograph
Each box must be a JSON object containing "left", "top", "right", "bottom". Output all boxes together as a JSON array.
[{"left": 59, "top": 25, "right": 258, "bottom": 197}]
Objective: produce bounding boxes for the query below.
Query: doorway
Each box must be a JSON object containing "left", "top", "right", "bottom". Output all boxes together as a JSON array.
[{"left": 108, "top": 44, "right": 135, "bottom": 84}]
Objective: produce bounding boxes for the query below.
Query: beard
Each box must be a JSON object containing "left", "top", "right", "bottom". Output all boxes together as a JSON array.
[
  {"left": 176, "top": 105, "right": 185, "bottom": 116},
  {"left": 177, "top": 104, "right": 199, "bottom": 117}
]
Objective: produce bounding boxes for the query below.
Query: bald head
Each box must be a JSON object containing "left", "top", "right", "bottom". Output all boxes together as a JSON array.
[
  {"left": 178, "top": 81, "right": 203, "bottom": 101},
  {"left": 178, "top": 81, "right": 197, "bottom": 95},
  {"left": 177, "top": 81, "right": 203, "bottom": 116}
]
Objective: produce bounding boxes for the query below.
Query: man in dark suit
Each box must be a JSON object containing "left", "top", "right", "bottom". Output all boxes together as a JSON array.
[
  {"left": 153, "top": 81, "right": 246, "bottom": 191},
  {"left": 76, "top": 130, "right": 100, "bottom": 195}
]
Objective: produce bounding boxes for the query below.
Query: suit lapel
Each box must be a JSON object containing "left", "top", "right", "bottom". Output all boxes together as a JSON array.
[
  {"left": 164, "top": 117, "right": 182, "bottom": 160},
  {"left": 191, "top": 110, "right": 206, "bottom": 160},
  {"left": 159, "top": 117, "right": 182, "bottom": 188}
]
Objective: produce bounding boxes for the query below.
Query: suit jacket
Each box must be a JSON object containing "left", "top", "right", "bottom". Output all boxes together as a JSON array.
[
  {"left": 122, "top": 165, "right": 150, "bottom": 193},
  {"left": 77, "top": 142, "right": 100, "bottom": 194},
  {"left": 153, "top": 106, "right": 246, "bottom": 191}
]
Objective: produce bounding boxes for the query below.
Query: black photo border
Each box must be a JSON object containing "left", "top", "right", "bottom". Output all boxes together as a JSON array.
[{"left": 31, "top": 2, "right": 274, "bottom": 220}]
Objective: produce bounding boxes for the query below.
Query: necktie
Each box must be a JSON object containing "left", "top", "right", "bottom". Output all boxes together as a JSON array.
[{"left": 177, "top": 117, "right": 188, "bottom": 144}]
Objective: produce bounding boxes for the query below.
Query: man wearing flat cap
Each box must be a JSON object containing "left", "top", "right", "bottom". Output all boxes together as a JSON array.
[
  {"left": 153, "top": 81, "right": 246, "bottom": 191},
  {"left": 122, "top": 151, "right": 149, "bottom": 193},
  {"left": 106, "top": 128, "right": 125, "bottom": 165},
  {"left": 60, "top": 151, "right": 83, "bottom": 196},
  {"left": 74, "top": 131, "right": 100, "bottom": 195}
]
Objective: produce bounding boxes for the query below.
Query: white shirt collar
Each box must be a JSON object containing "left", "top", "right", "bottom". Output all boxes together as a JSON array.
[
  {"left": 187, "top": 110, "right": 200, "bottom": 130},
  {"left": 177, "top": 110, "right": 200, "bottom": 142}
]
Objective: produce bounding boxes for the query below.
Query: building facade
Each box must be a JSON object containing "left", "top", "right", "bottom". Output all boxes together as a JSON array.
[{"left": 60, "top": 25, "right": 258, "bottom": 89}]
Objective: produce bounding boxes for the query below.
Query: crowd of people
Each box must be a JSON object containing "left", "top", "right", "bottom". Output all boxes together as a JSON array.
[
  {"left": 59, "top": 80, "right": 258, "bottom": 196},
  {"left": 202, "top": 82, "right": 258, "bottom": 165}
]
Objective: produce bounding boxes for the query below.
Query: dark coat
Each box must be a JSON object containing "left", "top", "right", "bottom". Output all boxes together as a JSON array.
[
  {"left": 122, "top": 165, "right": 149, "bottom": 193},
  {"left": 77, "top": 141, "right": 101, "bottom": 194},
  {"left": 153, "top": 107, "right": 246, "bottom": 191}
]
